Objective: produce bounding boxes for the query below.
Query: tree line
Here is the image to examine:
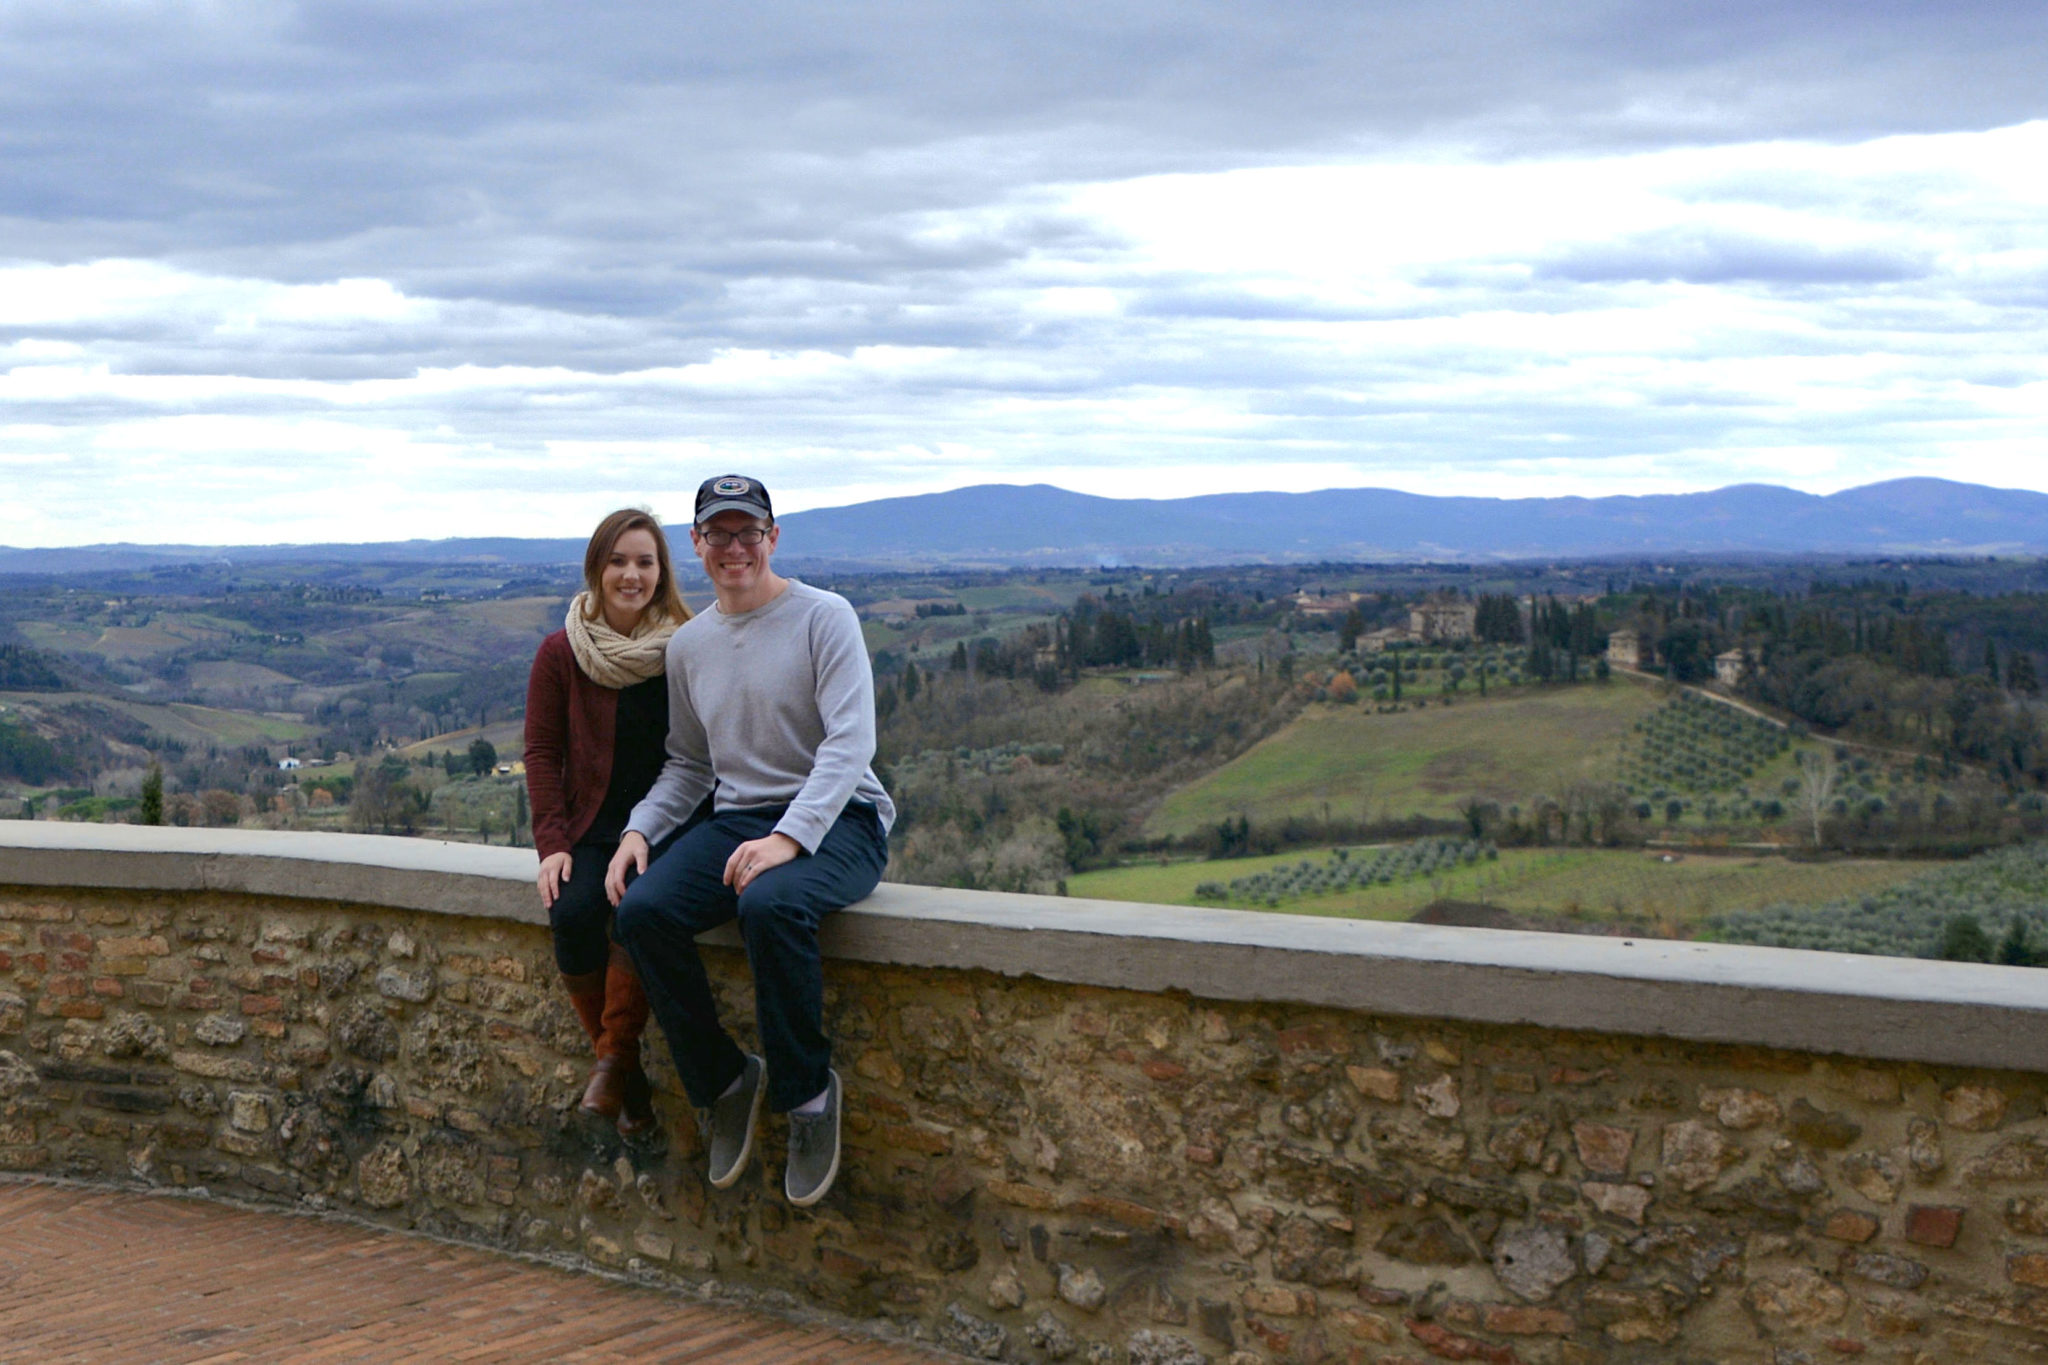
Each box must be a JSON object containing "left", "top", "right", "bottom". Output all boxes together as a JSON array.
[{"left": 1608, "top": 584, "right": 2048, "bottom": 792}]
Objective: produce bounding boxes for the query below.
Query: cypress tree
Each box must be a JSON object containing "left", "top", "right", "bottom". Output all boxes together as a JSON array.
[
  {"left": 1997, "top": 917, "right": 2036, "bottom": 967},
  {"left": 140, "top": 762, "right": 164, "bottom": 826},
  {"left": 2010, "top": 651, "right": 2040, "bottom": 696}
]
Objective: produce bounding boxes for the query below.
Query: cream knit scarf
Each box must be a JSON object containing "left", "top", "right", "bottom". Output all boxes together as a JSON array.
[{"left": 565, "top": 592, "right": 680, "bottom": 688}]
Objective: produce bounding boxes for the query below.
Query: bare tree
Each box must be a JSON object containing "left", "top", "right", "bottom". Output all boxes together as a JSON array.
[
  {"left": 350, "top": 755, "right": 419, "bottom": 835},
  {"left": 1796, "top": 748, "right": 1839, "bottom": 850}
]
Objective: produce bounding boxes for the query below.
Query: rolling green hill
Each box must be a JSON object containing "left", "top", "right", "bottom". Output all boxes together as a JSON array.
[
  {"left": 1144, "top": 678, "right": 1664, "bottom": 838},
  {"left": 0, "top": 691, "right": 312, "bottom": 750}
]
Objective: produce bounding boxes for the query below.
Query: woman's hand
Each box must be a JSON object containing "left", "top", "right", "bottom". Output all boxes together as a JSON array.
[
  {"left": 605, "top": 832, "right": 650, "bottom": 906},
  {"left": 536, "top": 851, "right": 572, "bottom": 909},
  {"left": 724, "top": 832, "right": 802, "bottom": 894}
]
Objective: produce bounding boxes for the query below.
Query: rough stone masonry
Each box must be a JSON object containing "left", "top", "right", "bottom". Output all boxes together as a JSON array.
[{"left": 6, "top": 881, "right": 2048, "bottom": 1364}]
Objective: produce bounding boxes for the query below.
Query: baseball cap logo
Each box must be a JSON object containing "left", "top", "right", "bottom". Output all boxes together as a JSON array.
[{"left": 695, "top": 472, "right": 774, "bottom": 524}]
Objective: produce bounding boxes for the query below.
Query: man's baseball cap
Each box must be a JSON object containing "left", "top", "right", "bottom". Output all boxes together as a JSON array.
[{"left": 694, "top": 474, "right": 774, "bottom": 525}]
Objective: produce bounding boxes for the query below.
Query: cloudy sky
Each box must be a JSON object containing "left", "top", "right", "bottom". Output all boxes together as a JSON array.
[{"left": 5, "top": 1, "right": 2048, "bottom": 547}]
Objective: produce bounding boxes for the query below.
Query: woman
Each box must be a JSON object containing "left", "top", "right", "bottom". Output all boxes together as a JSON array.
[{"left": 525, "top": 508, "right": 690, "bottom": 1136}]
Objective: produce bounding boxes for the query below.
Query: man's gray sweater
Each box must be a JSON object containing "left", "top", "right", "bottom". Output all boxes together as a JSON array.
[{"left": 625, "top": 580, "right": 895, "bottom": 853}]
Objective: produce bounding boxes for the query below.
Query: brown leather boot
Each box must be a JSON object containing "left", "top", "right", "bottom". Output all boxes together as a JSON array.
[
  {"left": 581, "top": 944, "right": 656, "bottom": 1137},
  {"left": 561, "top": 969, "right": 607, "bottom": 1049}
]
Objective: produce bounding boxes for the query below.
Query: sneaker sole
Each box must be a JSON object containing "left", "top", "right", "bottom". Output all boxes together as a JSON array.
[
  {"left": 785, "top": 1076, "right": 841, "bottom": 1208},
  {"left": 708, "top": 1063, "right": 764, "bottom": 1190}
]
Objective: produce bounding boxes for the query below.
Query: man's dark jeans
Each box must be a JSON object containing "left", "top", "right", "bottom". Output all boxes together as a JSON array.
[{"left": 613, "top": 803, "right": 887, "bottom": 1114}]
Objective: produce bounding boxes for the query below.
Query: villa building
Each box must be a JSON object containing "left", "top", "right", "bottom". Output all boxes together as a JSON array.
[{"left": 1407, "top": 594, "right": 1476, "bottom": 642}]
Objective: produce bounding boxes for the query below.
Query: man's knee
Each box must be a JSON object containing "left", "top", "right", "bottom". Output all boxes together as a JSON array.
[{"left": 735, "top": 883, "right": 818, "bottom": 940}]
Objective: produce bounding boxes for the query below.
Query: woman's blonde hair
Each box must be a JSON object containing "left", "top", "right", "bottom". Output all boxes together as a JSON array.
[{"left": 581, "top": 508, "right": 690, "bottom": 625}]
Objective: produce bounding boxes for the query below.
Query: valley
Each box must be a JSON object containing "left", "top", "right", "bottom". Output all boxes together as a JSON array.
[{"left": 3, "top": 544, "right": 2045, "bottom": 964}]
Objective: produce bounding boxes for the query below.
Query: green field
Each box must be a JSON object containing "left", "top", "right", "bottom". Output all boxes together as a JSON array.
[
  {"left": 397, "top": 718, "right": 527, "bottom": 763},
  {"left": 1069, "top": 845, "right": 1933, "bottom": 926},
  {"left": 18, "top": 616, "right": 232, "bottom": 661},
  {"left": 952, "top": 582, "right": 1086, "bottom": 612},
  {"left": 387, "top": 671, "right": 466, "bottom": 702},
  {"left": 443, "top": 597, "right": 562, "bottom": 633},
  {"left": 159, "top": 702, "right": 312, "bottom": 745},
  {"left": 186, "top": 660, "right": 302, "bottom": 691},
  {"left": 1145, "top": 679, "right": 1664, "bottom": 837},
  {"left": 0, "top": 691, "right": 313, "bottom": 749}
]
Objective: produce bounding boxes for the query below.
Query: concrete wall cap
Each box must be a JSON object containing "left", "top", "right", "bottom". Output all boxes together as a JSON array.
[{"left": 4, "top": 822, "right": 2045, "bottom": 1071}]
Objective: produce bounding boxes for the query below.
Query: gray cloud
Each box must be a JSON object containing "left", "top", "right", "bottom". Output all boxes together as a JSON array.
[
  {"left": 4, "top": 1, "right": 2048, "bottom": 544},
  {"left": 9, "top": 3, "right": 2045, "bottom": 269}
]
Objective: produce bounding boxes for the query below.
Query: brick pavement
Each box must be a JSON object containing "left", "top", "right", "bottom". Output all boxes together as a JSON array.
[{"left": 0, "top": 1181, "right": 946, "bottom": 1364}]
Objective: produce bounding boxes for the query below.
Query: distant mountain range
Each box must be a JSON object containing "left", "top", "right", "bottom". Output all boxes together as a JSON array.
[
  {"left": 5, "top": 478, "right": 2046, "bottom": 573},
  {"left": 774, "top": 478, "right": 2048, "bottom": 566}
]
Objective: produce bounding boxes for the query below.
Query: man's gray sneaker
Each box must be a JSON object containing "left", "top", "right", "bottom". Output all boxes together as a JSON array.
[
  {"left": 784, "top": 1069, "right": 842, "bottom": 1207},
  {"left": 703, "top": 1054, "right": 764, "bottom": 1189}
]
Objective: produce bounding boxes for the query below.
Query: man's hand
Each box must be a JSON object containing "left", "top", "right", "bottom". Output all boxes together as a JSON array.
[
  {"left": 724, "top": 832, "right": 802, "bottom": 894},
  {"left": 536, "top": 851, "right": 572, "bottom": 909},
  {"left": 605, "top": 832, "right": 650, "bottom": 906}
]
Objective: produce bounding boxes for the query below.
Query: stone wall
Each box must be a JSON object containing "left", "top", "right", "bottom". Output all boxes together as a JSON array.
[{"left": 6, "top": 832, "right": 2048, "bottom": 1364}]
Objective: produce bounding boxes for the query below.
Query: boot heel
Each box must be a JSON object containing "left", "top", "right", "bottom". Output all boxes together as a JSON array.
[
  {"left": 580, "top": 1055, "right": 631, "bottom": 1121},
  {"left": 617, "top": 1064, "right": 657, "bottom": 1137}
]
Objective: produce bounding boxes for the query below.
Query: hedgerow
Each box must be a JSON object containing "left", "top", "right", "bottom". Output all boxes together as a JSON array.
[
  {"left": 889, "top": 741, "right": 1066, "bottom": 782},
  {"left": 1194, "top": 836, "right": 1496, "bottom": 907}
]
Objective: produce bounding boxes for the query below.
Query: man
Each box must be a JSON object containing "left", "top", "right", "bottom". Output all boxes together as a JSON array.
[{"left": 606, "top": 474, "right": 893, "bottom": 1206}]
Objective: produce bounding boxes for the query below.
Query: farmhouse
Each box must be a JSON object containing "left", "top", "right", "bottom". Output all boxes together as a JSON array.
[
  {"left": 1606, "top": 628, "right": 1643, "bottom": 668},
  {"left": 1714, "top": 647, "right": 1748, "bottom": 686},
  {"left": 1407, "top": 593, "right": 1475, "bottom": 642},
  {"left": 1291, "top": 588, "right": 1359, "bottom": 619},
  {"left": 1357, "top": 626, "right": 1409, "bottom": 653}
]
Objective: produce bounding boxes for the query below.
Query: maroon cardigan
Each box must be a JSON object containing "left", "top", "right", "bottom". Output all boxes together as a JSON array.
[{"left": 524, "top": 630, "right": 631, "bottom": 859}]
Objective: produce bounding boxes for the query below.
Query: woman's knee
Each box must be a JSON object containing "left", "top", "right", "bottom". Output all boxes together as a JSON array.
[{"left": 549, "top": 873, "right": 610, "bottom": 930}]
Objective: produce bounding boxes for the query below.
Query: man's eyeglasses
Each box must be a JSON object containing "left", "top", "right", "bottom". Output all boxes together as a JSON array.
[{"left": 698, "top": 527, "right": 769, "bottom": 547}]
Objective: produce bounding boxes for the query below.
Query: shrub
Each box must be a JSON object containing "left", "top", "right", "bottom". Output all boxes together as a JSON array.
[
  {"left": 0, "top": 716, "right": 62, "bottom": 784},
  {"left": 201, "top": 789, "right": 245, "bottom": 827},
  {"left": 1939, "top": 915, "right": 1992, "bottom": 963},
  {"left": 1997, "top": 917, "right": 2039, "bottom": 966}
]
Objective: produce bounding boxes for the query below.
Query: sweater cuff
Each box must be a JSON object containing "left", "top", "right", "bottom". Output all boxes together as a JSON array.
[
  {"left": 533, "top": 818, "right": 572, "bottom": 860},
  {"left": 624, "top": 812, "right": 673, "bottom": 847},
  {"left": 772, "top": 808, "right": 827, "bottom": 856}
]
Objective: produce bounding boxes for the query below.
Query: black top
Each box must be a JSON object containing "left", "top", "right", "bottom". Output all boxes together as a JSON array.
[{"left": 584, "top": 674, "right": 669, "bottom": 845}]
